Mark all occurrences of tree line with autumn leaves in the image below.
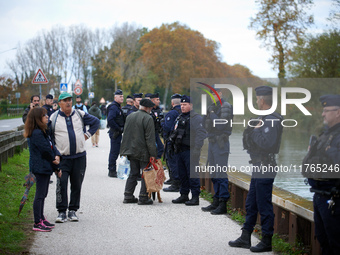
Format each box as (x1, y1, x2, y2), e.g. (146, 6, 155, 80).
(1, 0, 339, 106)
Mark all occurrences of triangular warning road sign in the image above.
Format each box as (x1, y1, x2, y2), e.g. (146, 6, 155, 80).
(32, 69, 49, 84)
(74, 79, 82, 88)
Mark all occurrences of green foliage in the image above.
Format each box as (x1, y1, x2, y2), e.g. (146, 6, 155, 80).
(0, 149, 34, 254)
(289, 30, 340, 78)
(250, 0, 314, 79)
(272, 234, 309, 255)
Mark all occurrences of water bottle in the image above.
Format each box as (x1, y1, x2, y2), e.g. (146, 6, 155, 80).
(118, 156, 130, 180)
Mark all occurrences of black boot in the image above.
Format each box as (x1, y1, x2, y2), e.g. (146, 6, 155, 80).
(108, 171, 117, 178)
(172, 195, 189, 204)
(210, 199, 227, 215)
(250, 234, 272, 252)
(185, 196, 199, 206)
(201, 197, 219, 212)
(228, 229, 251, 249)
(164, 178, 173, 185)
(163, 180, 180, 192)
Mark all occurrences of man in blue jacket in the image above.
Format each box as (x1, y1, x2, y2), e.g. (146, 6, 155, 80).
(163, 93, 182, 192)
(107, 89, 125, 178)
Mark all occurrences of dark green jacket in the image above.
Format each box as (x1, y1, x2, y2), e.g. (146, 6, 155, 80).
(89, 104, 102, 120)
(120, 110, 157, 162)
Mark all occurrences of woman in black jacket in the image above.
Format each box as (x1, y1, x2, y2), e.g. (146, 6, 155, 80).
(24, 107, 61, 232)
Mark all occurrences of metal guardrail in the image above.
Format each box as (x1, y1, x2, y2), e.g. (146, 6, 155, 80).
(201, 171, 321, 255)
(6, 107, 24, 117)
(0, 125, 27, 171)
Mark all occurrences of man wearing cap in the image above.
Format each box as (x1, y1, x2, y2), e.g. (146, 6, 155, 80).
(121, 95, 134, 118)
(162, 93, 182, 192)
(302, 95, 340, 254)
(150, 92, 165, 159)
(127, 93, 143, 115)
(42, 94, 55, 117)
(144, 93, 153, 100)
(229, 86, 283, 252)
(107, 89, 125, 178)
(49, 92, 99, 223)
(170, 95, 206, 206)
(72, 96, 88, 113)
(120, 99, 157, 205)
(201, 87, 233, 215)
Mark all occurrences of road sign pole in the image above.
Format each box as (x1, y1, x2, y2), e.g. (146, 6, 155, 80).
(39, 84, 42, 100)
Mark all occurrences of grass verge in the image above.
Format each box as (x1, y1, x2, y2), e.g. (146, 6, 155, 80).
(200, 189, 309, 255)
(0, 149, 35, 254)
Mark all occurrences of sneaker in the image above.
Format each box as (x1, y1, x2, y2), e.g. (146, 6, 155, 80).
(68, 210, 79, 221)
(33, 222, 52, 232)
(42, 219, 55, 228)
(55, 212, 67, 223)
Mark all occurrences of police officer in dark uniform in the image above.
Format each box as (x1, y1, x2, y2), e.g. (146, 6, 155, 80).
(163, 93, 182, 192)
(107, 89, 125, 178)
(302, 95, 340, 254)
(201, 87, 233, 215)
(121, 95, 134, 118)
(127, 93, 143, 115)
(150, 92, 164, 159)
(171, 95, 206, 206)
(144, 93, 153, 99)
(229, 86, 283, 252)
(42, 94, 55, 117)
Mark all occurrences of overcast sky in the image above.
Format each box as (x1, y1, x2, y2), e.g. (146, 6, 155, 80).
(0, 0, 333, 80)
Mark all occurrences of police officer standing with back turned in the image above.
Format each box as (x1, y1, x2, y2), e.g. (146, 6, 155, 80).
(201, 87, 233, 215)
(229, 86, 283, 252)
(302, 95, 340, 254)
(150, 92, 164, 159)
(171, 95, 206, 206)
(107, 89, 125, 178)
(163, 93, 182, 192)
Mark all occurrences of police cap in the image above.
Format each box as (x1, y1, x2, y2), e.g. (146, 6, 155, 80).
(171, 93, 182, 99)
(126, 95, 133, 99)
(181, 95, 191, 103)
(150, 92, 159, 99)
(255, 86, 273, 96)
(145, 93, 153, 98)
(46, 94, 53, 100)
(319, 95, 340, 107)
(140, 99, 155, 107)
(133, 93, 143, 99)
(114, 89, 123, 95)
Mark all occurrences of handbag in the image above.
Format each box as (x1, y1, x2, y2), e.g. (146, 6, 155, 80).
(142, 158, 166, 193)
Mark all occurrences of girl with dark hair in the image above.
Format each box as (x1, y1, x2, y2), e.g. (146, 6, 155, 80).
(24, 107, 62, 232)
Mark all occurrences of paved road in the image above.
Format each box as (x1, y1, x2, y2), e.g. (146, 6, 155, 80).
(30, 128, 273, 255)
(0, 118, 23, 132)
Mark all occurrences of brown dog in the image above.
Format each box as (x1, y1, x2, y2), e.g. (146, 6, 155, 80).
(148, 191, 163, 203)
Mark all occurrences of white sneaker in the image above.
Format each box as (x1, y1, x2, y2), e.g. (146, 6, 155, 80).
(55, 212, 67, 223)
(68, 210, 79, 221)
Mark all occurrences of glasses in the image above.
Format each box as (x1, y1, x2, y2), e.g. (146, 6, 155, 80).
(44, 114, 49, 117)
(322, 108, 340, 113)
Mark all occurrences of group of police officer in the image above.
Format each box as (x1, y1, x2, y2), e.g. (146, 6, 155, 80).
(106, 86, 340, 254)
